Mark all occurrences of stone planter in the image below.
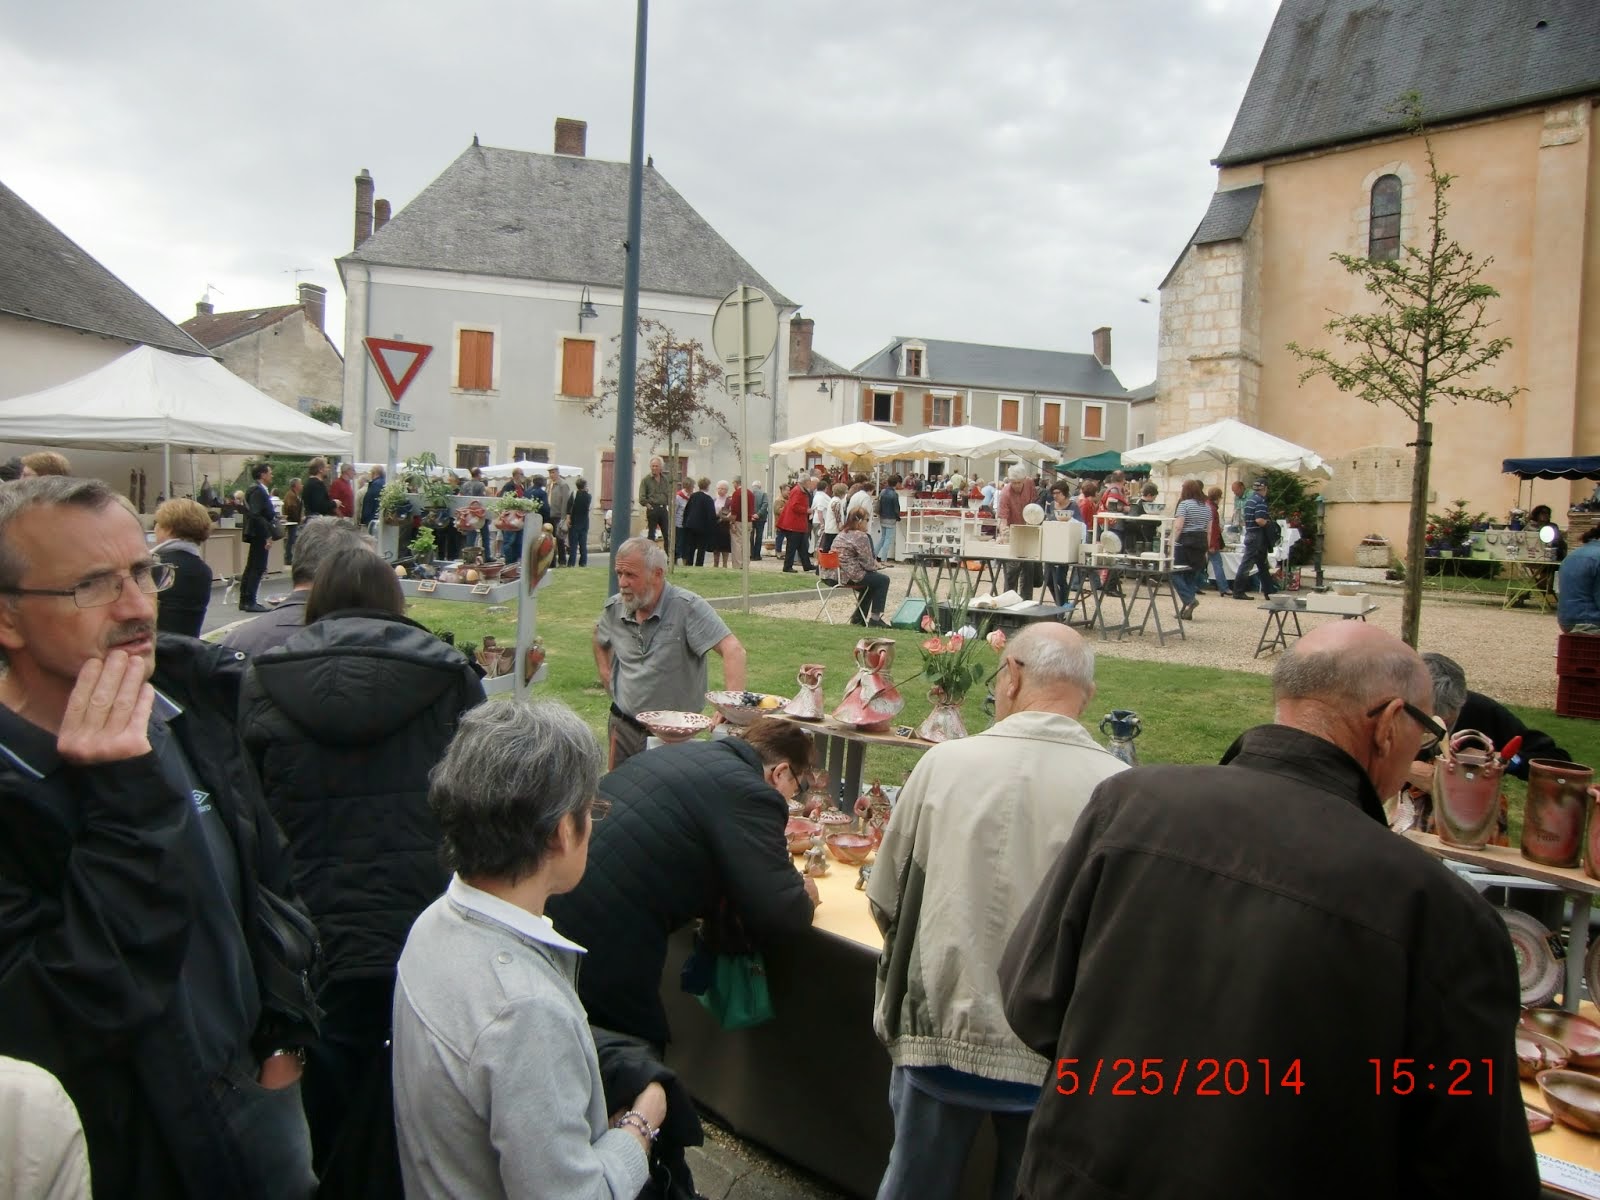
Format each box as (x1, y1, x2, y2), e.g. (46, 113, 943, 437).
(1354, 540, 1389, 569)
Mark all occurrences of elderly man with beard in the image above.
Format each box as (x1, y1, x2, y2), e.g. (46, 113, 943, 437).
(0, 476, 317, 1199)
(593, 537, 746, 769)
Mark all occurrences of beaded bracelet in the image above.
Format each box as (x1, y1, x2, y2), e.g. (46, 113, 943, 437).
(614, 1111, 659, 1142)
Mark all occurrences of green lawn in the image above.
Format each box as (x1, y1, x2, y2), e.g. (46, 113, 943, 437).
(409, 564, 1600, 835)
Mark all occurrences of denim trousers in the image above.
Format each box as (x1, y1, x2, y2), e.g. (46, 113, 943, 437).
(1207, 549, 1229, 593)
(876, 520, 898, 560)
(875, 1067, 1030, 1200)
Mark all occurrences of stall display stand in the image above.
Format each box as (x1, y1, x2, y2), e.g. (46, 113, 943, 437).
(397, 570, 547, 697)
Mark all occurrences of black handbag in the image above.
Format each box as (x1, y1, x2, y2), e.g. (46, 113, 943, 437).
(254, 883, 323, 1031)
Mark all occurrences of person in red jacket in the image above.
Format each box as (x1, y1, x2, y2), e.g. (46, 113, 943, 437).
(778, 477, 817, 574)
(328, 462, 357, 518)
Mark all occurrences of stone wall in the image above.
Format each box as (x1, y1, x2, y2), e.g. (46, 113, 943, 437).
(214, 310, 344, 414)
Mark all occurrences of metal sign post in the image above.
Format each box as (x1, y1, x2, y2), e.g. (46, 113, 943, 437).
(711, 285, 779, 613)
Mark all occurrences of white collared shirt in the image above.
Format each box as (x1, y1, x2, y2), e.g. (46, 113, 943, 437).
(445, 875, 587, 955)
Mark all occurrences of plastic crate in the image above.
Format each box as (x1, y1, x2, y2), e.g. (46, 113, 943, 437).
(1556, 674, 1600, 720)
(1558, 633, 1600, 678)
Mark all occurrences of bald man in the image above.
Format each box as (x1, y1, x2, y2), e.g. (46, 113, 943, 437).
(868, 625, 1126, 1198)
(999, 623, 1537, 1199)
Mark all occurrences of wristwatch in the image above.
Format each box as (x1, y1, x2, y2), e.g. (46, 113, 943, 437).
(265, 1047, 307, 1068)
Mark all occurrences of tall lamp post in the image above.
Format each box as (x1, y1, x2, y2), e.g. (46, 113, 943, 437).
(609, 0, 649, 595)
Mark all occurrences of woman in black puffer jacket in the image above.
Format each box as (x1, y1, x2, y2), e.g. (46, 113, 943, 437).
(239, 548, 484, 1173)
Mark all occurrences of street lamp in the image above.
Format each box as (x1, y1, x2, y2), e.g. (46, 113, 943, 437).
(577, 285, 598, 331)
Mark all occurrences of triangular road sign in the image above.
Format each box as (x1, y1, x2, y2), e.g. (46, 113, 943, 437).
(363, 337, 433, 403)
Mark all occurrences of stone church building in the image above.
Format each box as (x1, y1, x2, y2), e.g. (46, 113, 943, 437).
(1156, 0, 1600, 555)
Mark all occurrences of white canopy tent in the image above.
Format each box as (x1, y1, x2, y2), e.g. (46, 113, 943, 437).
(1132, 418, 1332, 484)
(0, 345, 352, 494)
(889, 424, 1059, 464)
(481, 460, 586, 479)
(769, 421, 912, 462)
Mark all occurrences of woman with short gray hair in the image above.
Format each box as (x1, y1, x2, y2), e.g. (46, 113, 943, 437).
(392, 701, 667, 1200)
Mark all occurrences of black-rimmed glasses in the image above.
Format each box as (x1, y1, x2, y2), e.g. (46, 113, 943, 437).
(0, 561, 175, 609)
(1366, 699, 1447, 753)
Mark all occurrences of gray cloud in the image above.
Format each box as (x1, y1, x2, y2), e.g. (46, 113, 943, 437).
(0, 0, 1281, 390)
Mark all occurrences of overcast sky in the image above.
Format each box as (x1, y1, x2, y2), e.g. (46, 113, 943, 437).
(0, 0, 1281, 391)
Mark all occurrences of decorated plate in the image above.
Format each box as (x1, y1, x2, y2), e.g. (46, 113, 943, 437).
(635, 710, 714, 740)
(1502, 909, 1563, 1008)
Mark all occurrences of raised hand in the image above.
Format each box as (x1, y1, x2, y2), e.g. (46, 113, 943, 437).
(57, 650, 155, 765)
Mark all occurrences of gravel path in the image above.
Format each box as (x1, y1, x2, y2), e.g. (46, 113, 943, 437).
(733, 559, 1562, 708)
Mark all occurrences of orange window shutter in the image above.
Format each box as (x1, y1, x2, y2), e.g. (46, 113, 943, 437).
(562, 339, 595, 396)
(1043, 407, 1060, 443)
(892, 391, 904, 424)
(923, 393, 934, 426)
(1086, 407, 1103, 439)
(861, 392, 872, 422)
(954, 396, 965, 426)
(460, 330, 493, 389)
(1001, 399, 1018, 432)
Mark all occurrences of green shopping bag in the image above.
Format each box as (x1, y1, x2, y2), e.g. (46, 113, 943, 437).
(695, 952, 775, 1030)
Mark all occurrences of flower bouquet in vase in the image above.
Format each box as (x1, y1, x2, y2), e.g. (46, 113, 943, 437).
(914, 611, 1005, 743)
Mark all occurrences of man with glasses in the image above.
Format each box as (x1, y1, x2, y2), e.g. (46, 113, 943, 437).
(0, 476, 318, 1198)
(867, 624, 1125, 1199)
(998, 622, 1535, 1199)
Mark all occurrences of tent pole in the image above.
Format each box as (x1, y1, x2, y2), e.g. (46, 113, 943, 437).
(163, 444, 171, 503)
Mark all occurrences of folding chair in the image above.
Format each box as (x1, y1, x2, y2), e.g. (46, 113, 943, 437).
(814, 551, 865, 624)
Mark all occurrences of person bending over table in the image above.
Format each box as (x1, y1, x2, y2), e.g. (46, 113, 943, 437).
(834, 508, 891, 627)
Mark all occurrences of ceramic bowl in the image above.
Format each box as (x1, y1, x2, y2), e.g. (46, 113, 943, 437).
(785, 818, 820, 856)
(826, 833, 875, 866)
(816, 808, 854, 835)
(479, 562, 504, 580)
(1538, 1070, 1600, 1134)
(1332, 581, 1362, 596)
(635, 710, 714, 742)
(1523, 1009, 1600, 1068)
(706, 690, 784, 726)
(1517, 1028, 1571, 1079)
(1527, 1105, 1554, 1134)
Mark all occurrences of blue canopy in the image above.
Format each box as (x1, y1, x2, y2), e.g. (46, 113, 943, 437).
(1502, 456, 1600, 481)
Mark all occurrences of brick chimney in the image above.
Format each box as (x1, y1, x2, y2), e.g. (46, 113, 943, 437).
(1092, 325, 1112, 367)
(373, 198, 391, 232)
(354, 169, 374, 249)
(789, 316, 814, 375)
(554, 118, 587, 157)
(298, 282, 327, 332)
(195, 297, 213, 317)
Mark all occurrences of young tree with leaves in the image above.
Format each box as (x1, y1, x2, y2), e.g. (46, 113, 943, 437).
(584, 318, 737, 531)
(1288, 94, 1522, 648)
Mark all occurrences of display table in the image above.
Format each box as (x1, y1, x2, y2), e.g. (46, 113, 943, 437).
(1077, 559, 1186, 646)
(767, 713, 935, 812)
(941, 600, 1072, 635)
(1254, 598, 1379, 657)
(658, 862, 1002, 1199)
(1505, 558, 1559, 613)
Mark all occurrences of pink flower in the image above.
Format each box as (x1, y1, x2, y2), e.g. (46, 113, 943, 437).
(987, 629, 1007, 651)
(921, 637, 945, 655)
(948, 635, 964, 652)
(920, 614, 936, 632)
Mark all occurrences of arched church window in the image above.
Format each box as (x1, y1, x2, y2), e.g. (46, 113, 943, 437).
(1369, 174, 1402, 261)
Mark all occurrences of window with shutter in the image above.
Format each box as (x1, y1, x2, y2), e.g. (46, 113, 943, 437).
(999, 398, 1020, 432)
(561, 338, 595, 397)
(459, 329, 494, 390)
(861, 393, 873, 422)
(1041, 402, 1062, 444)
(892, 391, 904, 424)
(923, 393, 935, 426)
(930, 396, 954, 427)
(871, 392, 894, 423)
(953, 396, 965, 426)
(1082, 403, 1106, 441)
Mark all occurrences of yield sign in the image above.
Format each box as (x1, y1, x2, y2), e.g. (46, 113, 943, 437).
(363, 337, 433, 404)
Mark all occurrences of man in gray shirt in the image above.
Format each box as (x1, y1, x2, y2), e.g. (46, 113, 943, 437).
(546, 467, 573, 568)
(593, 537, 746, 768)
(223, 518, 375, 656)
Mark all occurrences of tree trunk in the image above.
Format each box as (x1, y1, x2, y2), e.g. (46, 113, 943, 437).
(1401, 418, 1432, 648)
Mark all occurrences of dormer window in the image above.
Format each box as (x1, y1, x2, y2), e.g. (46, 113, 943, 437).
(900, 343, 926, 378)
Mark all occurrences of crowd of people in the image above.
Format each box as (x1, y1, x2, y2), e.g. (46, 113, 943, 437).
(0, 458, 1574, 1200)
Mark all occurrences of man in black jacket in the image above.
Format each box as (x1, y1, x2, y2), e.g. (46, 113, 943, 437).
(241, 461, 279, 613)
(547, 717, 819, 1050)
(0, 476, 317, 1200)
(998, 622, 1538, 1199)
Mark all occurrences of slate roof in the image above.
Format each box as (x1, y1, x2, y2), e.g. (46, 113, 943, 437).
(1127, 381, 1158, 403)
(852, 338, 1128, 399)
(792, 349, 855, 378)
(180, 303, 300, 350)
(1216, 0, 1600, 166)
(1158, 185, 1264, 289)
(340, 142, 791, 305)
(0, 180, 208, 356)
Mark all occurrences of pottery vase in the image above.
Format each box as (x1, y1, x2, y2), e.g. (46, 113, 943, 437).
(495, 510, 526, 532)
(853, 781, 894, 845)
(784, 663, 826, 720)
(1433, 730, 1505, 850)
(916, 695, 968, 743)
(832, 638, 904, 731)
(1524, 759, 1592, 869)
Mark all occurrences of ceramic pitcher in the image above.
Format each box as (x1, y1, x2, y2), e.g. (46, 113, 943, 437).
(785, 663, 826, 720)
(1524, 759, 1591, 869)
(832, 638, 904, 731)
(1433, 730, 1504, 850)
(1099, 709, 1143, 766)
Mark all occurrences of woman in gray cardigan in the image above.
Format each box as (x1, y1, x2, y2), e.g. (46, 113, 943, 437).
(391, 701, 667, 1200)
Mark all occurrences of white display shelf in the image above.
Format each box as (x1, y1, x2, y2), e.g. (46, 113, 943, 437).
(401, 559, 545, 697)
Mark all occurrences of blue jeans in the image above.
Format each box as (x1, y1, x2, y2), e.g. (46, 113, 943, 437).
(1172, 564, 1198, 606)
(876, 1067, 1030, 1200)
(1231, 537, 1276, 597)
(1207, 549, 1228, 593)
(500, 529, 522, 564)
(876, 520, 898, 560)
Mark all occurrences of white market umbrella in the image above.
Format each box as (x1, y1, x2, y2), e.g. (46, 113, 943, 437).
(769, 421, 912, 461)
(482, 460, 585, 479)
(0, 345, 352, 494)
(1133, 418, 1332, 483)
(890, 424, 1058, 462)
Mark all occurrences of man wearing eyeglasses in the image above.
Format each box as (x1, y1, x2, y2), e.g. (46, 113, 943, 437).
(0, 476, 317, 1199)
(998, 622, 1536, 1199)
(866, 624, 1125, 1199)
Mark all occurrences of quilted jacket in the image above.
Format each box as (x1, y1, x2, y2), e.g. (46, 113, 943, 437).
(240, 610, 484, 981)
(547, 737, 814, 1046)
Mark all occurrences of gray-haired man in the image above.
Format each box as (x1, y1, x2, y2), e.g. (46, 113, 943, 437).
(224, 518, 376, 655)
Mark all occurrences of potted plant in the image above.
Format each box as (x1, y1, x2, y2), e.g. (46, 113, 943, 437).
(913, 574, 1005, 743)
(493, 494, 541, 532)
(409, 526, 438, 564)
(379, 479, 412, 525)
